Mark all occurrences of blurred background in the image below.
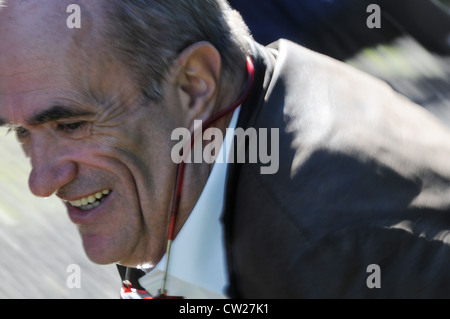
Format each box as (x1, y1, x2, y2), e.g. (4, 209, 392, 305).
(0, 0, 449, 298)
(229, 0, 450, 126)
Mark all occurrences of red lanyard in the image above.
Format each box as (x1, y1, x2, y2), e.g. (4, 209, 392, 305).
(158, 57, 255, 298)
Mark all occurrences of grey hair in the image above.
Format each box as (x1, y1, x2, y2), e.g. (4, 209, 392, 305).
(103, 0, 252, 102)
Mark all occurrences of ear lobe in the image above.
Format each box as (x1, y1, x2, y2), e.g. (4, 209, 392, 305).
(175, 42, 222, 118)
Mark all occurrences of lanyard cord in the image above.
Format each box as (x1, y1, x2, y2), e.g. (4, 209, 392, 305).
(159, 57, 255, 297)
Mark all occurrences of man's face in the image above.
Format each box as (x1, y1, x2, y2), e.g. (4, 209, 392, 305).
(0, 1, 182, 266)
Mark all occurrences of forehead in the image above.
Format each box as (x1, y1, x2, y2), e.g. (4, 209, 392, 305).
(0, 3, 70, 122)
(0, 1, 102, 74)
(0, 2, 67, 72)
(0, 1, 125, 124)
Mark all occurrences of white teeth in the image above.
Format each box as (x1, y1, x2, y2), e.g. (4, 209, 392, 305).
(71, 199, 82, 207)
(80, 201, 101, 211)
(87, 195, 96, 204)
(69, 189, 111, 209)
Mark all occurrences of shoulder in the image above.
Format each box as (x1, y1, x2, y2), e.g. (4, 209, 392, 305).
(224, 40, 450, 297)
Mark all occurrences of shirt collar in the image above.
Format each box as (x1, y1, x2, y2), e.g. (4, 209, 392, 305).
(138, 107, 241, 298)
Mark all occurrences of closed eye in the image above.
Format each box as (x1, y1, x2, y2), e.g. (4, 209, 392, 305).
(55, 121, 91, 140)
(56, 121, 87, 132)
(14, 126, 30, 140)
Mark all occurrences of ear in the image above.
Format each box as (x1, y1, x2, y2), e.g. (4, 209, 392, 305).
(174, 42, 221, 129)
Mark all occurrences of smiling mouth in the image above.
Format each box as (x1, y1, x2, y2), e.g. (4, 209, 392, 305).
(68, 189, 111, 211)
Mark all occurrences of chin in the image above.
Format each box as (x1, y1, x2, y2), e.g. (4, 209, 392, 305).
(81, 234, 125, 265)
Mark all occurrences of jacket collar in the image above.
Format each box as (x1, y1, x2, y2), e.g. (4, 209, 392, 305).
(221, 40, 278, 298)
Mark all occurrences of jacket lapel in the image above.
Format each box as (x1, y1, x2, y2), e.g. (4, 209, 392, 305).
(221, 40, 278, 298)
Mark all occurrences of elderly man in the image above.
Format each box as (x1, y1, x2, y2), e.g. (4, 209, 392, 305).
(1, 0, 450, 299)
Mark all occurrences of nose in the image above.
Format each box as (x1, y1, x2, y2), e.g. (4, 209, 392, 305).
(27, 137, 77, 198)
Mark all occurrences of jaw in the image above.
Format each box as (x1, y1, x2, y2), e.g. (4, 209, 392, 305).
(65, 188, 169, 267)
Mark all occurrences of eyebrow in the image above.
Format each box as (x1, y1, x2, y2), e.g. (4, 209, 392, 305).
(0, 105, 95, 130)
(27, 105, 95, 126)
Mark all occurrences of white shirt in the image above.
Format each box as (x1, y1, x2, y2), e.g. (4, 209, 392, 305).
(138, 107, 241, 299)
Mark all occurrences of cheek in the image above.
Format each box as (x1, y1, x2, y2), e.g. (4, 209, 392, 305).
(92, 125, 176, 229)
(89, 102, 181, 224)
(112, 141, 176, 217)
(106, 112, 178, 183)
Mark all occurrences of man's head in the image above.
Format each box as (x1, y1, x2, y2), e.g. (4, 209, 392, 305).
(104, 0, 251, 102)
(0, 0, 250, 267)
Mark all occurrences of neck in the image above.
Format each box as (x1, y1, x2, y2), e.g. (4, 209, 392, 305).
(212, 67, 247, 135)
(172, 58, 253, 236)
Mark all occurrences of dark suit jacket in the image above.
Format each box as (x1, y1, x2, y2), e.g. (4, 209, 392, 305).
(223, 39, 450, 298)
